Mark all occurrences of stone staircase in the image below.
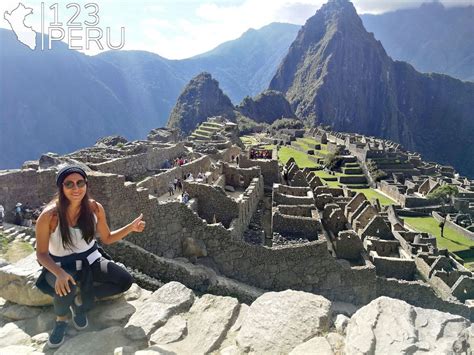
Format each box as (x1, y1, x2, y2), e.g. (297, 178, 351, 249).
(339, 161, 369, 188)
(190, 121, 225, 141)
(0, 223, 36, 247)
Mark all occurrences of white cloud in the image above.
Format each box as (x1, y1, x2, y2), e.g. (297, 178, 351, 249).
(2, 0, 472, 59)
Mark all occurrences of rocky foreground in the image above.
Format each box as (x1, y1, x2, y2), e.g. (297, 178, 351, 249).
(1, 254, 474, 354)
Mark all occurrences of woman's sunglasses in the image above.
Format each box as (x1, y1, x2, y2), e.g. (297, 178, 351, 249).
(63, 179, 87, 189)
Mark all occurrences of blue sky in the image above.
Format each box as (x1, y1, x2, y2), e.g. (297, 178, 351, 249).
(1, 0, 472, 59)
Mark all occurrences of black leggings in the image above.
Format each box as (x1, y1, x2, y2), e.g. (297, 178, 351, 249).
(45, 258, 133, 316)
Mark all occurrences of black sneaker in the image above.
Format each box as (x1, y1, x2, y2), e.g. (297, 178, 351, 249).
(70, 303, 88, 330)
(47, 320, 68, 348)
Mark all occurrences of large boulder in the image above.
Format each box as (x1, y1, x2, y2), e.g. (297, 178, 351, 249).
(124, 281, 195, 340)
(345, 296, 472, 354)
(0, 253, 52, 306)
(161, 294, 240, 354)
(236, 290, 332, 353)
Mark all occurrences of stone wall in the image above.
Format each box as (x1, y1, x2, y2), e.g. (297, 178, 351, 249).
(371, 255, 416, 280)
(137, 155, 214, 197)
(222, 163, 261, 188)
(339, 175, 367, 184)
(238, 154, 279, 186)
(220, 146, 242, 163)
(378, 180, 404, 204)
(106, 240, 263, 304)
(0, 169, 57, 215)
(275, 184, 310, 196)
(229, 176, 264, 240)
(183, 182, 239, 228)
(91, 142, 186, 180)
(182, 176, 264, 239)
(272, 209, 320, 240)
(376, 277, 472, 320)
(273, 184, 315, 206)
(273, 193, 314, 206)
(400, 195, 439, 209)
(277, 205, 313, 217)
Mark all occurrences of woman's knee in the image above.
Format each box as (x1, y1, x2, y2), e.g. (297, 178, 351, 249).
(119, 269, 133, 292)
(54, 283, 78, 300)
(53, 284, 77, 316)
(107, 261, 133, 292)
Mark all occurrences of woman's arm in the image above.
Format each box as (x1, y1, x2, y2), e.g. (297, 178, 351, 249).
(35, 208, 76, 296)
(94, 201, 145, 245)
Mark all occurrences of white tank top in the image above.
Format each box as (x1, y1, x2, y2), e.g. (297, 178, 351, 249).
(49, 214, 100, 263)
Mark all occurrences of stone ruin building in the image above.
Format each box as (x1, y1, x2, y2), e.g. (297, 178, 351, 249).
(2, 125, 474, 321)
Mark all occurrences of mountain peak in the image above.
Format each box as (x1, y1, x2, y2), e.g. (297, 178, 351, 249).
(166, 72, 235, 134)
(269, 0, 381, 109)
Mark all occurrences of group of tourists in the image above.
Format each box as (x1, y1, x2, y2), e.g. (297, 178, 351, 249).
(168, 177, 184, 196)
(249, 149, 272, 160)
(0, 202, 43, 227)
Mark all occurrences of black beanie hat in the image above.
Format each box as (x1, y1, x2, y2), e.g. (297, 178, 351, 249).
(56, 165, 88, 187)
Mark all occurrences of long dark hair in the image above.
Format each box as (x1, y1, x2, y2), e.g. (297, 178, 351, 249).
(54, 184, 95, 250)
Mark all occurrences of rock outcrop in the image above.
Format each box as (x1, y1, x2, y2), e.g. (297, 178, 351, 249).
(269, 0, 474, 177)
(167, 72, 236, 135)
(95, 136, 128, 147)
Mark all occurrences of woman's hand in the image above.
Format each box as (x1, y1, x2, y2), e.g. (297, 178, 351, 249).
(130, 213, 146, 233)
(55, 270, 76, 297)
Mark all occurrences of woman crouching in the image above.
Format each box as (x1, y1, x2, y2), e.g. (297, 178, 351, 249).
(35, 165, 145, 348)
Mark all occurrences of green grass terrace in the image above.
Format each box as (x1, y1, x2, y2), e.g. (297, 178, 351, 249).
(278, 146, 395, 205)
(403, 216, 474, 268)
(293, 137, 329, 157)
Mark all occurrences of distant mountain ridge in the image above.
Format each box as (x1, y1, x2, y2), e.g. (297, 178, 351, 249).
(0, 23, 299, 168)
(361, 2, 474, 82)
(269, 0, 474, 177)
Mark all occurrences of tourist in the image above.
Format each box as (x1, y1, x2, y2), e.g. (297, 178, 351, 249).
(173, 177, 178, 190)
(181, 191, 190, 204)
(34, 165, 145, 348)
(197, 172, 204, 180)
(168, 181, 175, 196)
(14, 202, 23, 225)
(188, 173, 194, 181)
(177, 178, 183, 192)
(23, 203, 33, 227)
(439, 220, 445, 238)
(0, 204, 4, 225)
(236, 155, 239, 165)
